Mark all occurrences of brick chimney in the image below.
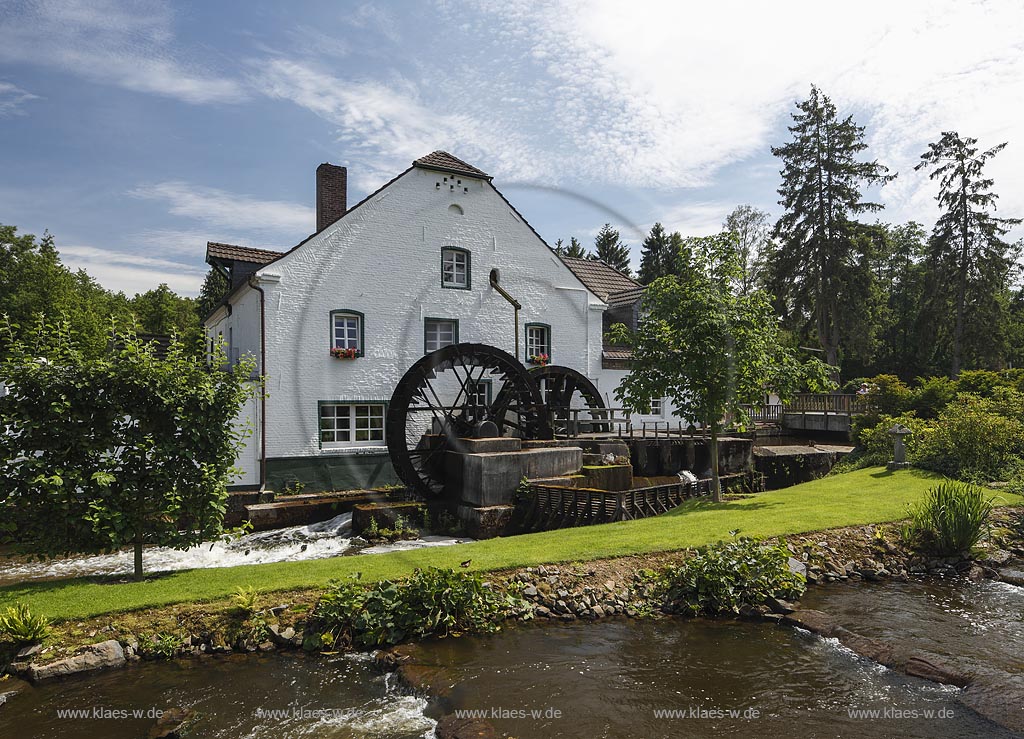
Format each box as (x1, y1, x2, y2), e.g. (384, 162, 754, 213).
(316, 162, 347, 231)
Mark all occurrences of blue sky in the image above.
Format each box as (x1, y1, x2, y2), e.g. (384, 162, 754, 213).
(2, 0, 1023, 296)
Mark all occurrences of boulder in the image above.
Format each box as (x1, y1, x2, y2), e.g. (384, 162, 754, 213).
(904, 654, 972, 687)
(782, 610, 841, 637)
(148, 707, 196, 739)
(27, 640, 125, 682)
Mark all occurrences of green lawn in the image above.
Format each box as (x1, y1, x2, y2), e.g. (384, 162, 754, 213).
(1, 467, 1018, 622)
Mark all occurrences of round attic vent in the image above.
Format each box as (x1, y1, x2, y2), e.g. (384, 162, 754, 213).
(448, 203, 464, 215)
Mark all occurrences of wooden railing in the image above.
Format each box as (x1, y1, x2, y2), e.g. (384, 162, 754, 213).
(786, 393, 868, 414)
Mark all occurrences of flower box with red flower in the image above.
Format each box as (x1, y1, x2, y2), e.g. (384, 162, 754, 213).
(330, 347, 361, 359)
(527, 353, 550, 366)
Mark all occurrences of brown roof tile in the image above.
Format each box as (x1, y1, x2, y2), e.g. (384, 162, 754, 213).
(206, 241, 284, 265)
(560, 257, 643, 302)
(607, 286, 645, 307)
(413, 151, 491, 180)
(602, 347, 634, 361)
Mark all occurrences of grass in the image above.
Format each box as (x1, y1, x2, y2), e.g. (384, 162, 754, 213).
(1, 467, 1019, 623)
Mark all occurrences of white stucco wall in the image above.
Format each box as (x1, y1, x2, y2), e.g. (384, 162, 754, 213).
(246, 166, 607, 461)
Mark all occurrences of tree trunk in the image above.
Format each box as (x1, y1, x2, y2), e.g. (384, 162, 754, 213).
(952, 184, 970, 378)
(710, 425, 722, 503)
(133, 538, 144, 581)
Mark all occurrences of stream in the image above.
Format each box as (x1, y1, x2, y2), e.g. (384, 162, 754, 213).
(1, 575, 1020, 737)
(0, 513, 470, 586)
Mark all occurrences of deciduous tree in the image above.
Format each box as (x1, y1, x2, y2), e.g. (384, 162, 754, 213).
(0, 318, 258, 579)
(610, 233, 833, 502)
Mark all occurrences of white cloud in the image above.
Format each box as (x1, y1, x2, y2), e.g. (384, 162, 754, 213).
(0, 81, 40, 117)
(251, 57, 547, 191)
(467, 0, 1024, 230)
(130, 181, 314, 236)
(661, 201, 736, 238)
(59, 244, 206, 296)
(0, 0, 246, 104)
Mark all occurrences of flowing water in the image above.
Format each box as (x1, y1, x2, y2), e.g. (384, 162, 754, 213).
(0, 514, 471, 586)
(0, 577, 1020, 738)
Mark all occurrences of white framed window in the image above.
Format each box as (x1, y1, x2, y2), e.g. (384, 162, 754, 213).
(331, 311, 363, 353)
(650, 397, 663, 416)
(320, 403, 385, 445)
(526, 323, 551, 361)
(424, 318, 458, 353)
(468, 379, 492, 408)
(441, 247, 470, 289)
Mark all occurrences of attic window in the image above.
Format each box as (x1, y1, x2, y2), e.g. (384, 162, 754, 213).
(441, 247, 470, 289)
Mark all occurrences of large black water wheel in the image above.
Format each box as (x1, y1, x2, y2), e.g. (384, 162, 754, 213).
(528, 364, 608, 436)
(386, 343, 552, 498)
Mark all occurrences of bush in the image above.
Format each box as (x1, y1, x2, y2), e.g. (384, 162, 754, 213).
(909, 376, 957, 419)
(859, 374, 914, 418)
(0, 602, 50, 644)
(915, 394, 1024, 481)
(658, 537, 806, 616)
(847, 412, 934, 469)
(902, 480, 996, 555)
(955, 370, 1006, 398)
(314, 568, 524, 648)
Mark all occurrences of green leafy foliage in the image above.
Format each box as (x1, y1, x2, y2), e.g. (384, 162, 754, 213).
(138, 632, 185, 660)
(915, 392, 1024, 481)
(657, 538, 806, 617)
(611, 231, 834, 500)
(313, 568, 523, 648)
(0, 602, 51, 644)
(0, 317, 259, 578)
(902, 481, 996, 555)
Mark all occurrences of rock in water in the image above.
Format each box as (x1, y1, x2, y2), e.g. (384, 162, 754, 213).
(27, 639, 126, 682)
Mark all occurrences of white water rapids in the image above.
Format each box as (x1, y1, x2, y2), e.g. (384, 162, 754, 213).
(0, 513, 472, 584)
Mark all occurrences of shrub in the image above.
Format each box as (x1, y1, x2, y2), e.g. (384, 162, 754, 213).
(658, 537, 806, 616)
(902, 480, 996, 555)
(314, 568, 523, 648)
(0, 602, 50, 644)
(955, 369, 1005, 398)
(915, 394, 1024, 481)
(847, 412, 933, 469)
(859, 374, 914, 418)
(909, 376, 957, 419)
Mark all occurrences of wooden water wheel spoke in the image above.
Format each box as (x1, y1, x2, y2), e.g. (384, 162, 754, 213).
(387, 343, 552, 498)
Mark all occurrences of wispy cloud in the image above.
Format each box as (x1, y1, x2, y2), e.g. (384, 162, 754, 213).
(0, 0, 246, 104)
(251, 57, 546, 191)
(130, 181, 314, 237)
(0, 81, 40, 117)
(465, 0, 1024, 227)
(59, 244, 206, 296)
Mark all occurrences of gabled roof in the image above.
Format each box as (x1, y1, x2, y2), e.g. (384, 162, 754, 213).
(607, 286, 645, 308)
(207, 241, 284, 265)
(560, 257, 643, 303)
(413, 150, 491, 180)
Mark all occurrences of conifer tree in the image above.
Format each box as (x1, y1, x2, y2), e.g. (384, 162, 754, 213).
(915, 132, 1022, 377)
(638, 223, 681, 283)
(771, 86, 895, 370)
(590, 223, 631, 274)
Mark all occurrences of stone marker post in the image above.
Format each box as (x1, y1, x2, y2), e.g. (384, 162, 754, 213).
(887, 423, 912, 471)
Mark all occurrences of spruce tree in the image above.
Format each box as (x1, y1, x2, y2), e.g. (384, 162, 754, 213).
(638, 223, 681, 283)
(915, 132, 1022, 377)
(771, 86, 895, 370)
(564, 236, 588, 259)
(590, 223, 631, 274)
